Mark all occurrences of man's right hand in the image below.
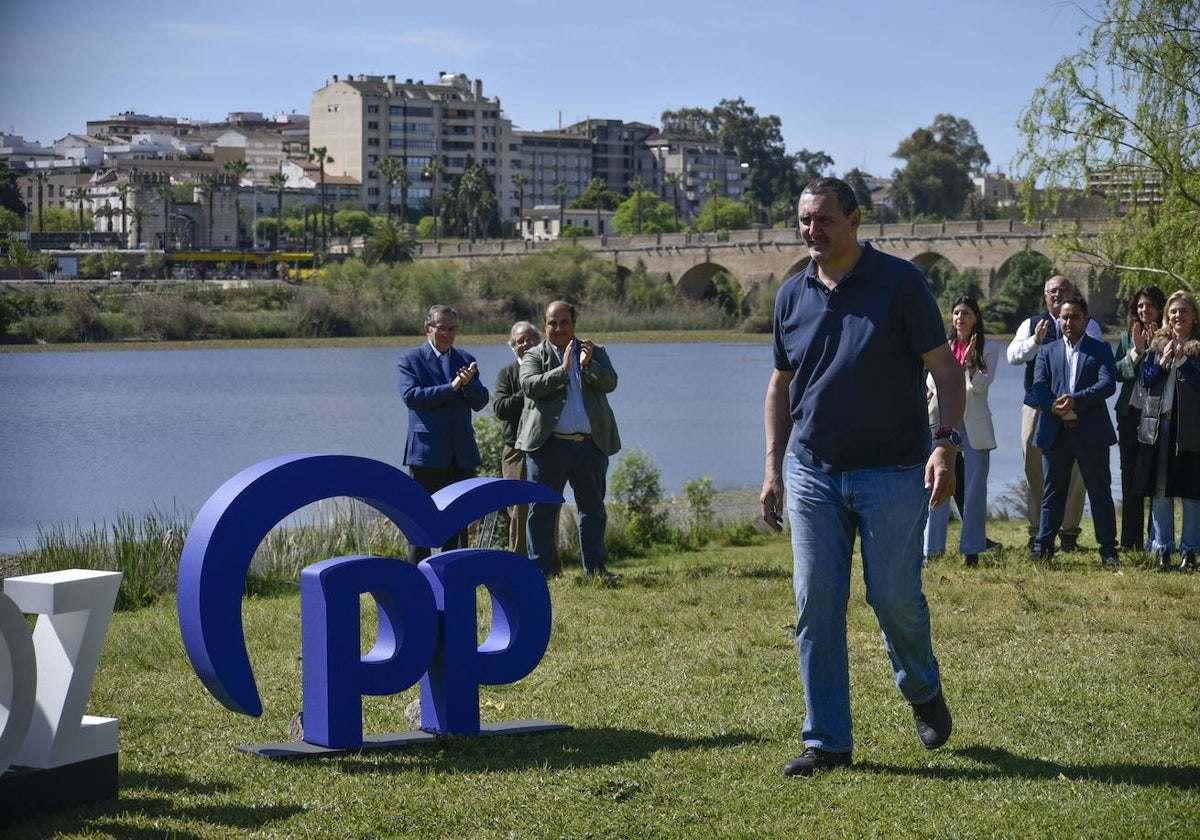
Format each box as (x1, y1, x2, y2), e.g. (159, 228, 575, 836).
(1034, 318, 1050, 345)
(760, 477, 785, 532)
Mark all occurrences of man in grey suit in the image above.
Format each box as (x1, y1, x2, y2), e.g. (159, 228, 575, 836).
(517, 300, 621, 580)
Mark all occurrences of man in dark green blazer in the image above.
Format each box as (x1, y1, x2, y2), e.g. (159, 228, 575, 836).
(517, 301, 621, 579)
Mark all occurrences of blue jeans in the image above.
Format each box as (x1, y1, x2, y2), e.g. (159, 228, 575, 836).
(924, 426, 991, 555)
(1149, 496, 1200, 553)
(784, 454, 942, 753)
(526, 436, 610, 576)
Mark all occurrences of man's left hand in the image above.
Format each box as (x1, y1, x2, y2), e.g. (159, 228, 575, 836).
(924, 442, 957, 509)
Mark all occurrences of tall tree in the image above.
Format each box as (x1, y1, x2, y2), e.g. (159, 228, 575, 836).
(155, 182, 174, 250)
(1016, 0, 1200, 293)
(33, 171, 50, 232)
(0, 160, 25, 217)
(267, 171, 288, 249)
(843, 169, 874, 211)
(891, 114, 989, 219)
(70, 187, 89, 233)
(116, 181, 133, 244)
(128, 205, 155, 249)
(663, 172, 683, 230)
(309, 147, 333, 251)
(223, 157, 250, 247)
(457, 164, 489, 243)
(374, 156, 404, 220)
(553, 182, 569, 236)
(706, 180, 721, 235)
(200, 173, 220, 247)
(423, 160, 443, 243)
(627, 176, 646, 235)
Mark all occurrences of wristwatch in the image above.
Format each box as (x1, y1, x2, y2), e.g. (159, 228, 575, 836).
(933, 426, 964, 452)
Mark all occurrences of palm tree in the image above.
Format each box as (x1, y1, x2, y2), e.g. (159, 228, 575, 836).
(267, 171, 288, 249)
(308, 147, 333, 251)
(155, 182, 174, 250)
(458, 165, 488, 243)
(128, 206, 155, 249)
(374, 156, 404, 220)
(116, 181, 133, 245)
(511, 173, 527, 239)
(664, 172, 683, 231)
(706, 180, 721, 235)
(588, 176, 605, 237)
(396, 169, 411, 226)
(94, 203, 117, 233)
(200, 173, 220, 247)
(364, 218, 416, 266)
(70, 187, 89, 234)
(33, 171, 50, 233)
(553, 182, 568, 237)
(223, 157, 251, 248)
(629, 175, 646, 235)
(422, 160, 443, 243)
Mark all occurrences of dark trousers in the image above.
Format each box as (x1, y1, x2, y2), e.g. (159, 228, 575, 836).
(408, 463, 476, 563)
(1036, 429, 1117, 553)
(1116, 408, 1151, 549)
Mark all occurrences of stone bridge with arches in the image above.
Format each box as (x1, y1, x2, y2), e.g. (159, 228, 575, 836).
(415, 217, 1119, 321)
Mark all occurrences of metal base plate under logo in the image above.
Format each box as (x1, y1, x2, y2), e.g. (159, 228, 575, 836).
(237, 719, 572, 759)
(0, 753, 119, 829)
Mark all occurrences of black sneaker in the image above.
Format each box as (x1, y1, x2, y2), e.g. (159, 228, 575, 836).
(1181, 551, 1197, 573)
(1155, 547, 1173, 573)
(912, 687, 953, 749)
(782, 746, 852, 777)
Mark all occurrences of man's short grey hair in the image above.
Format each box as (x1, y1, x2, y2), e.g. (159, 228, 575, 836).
(801, 177, 859, 217)
(424, 304, 458, 328)
(508, 320, 540, 347)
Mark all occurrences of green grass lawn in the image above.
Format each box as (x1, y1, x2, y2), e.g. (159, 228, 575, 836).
(11, 517, 1200, 838)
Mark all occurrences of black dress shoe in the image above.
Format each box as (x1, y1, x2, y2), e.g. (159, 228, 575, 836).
(1029, 547, 1054, 563)
(782, 746, 852, 777)
(984, 538, 1002, 552)
(1155, 547, 1173, 573)
(1060, 534, 1079, 552)
(1181, 551, 1197, 573)
(912, 687, 953, 749)
(1100, 549, 1121, 569)
(964, 554, 979, 567)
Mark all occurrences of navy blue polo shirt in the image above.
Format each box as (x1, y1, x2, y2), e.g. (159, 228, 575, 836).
(772, 242, 946, 473)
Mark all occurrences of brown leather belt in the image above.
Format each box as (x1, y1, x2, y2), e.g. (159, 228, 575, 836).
(552, 432, 591, 442)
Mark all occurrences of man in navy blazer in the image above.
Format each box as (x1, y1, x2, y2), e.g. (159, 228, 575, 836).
(398, 304, 489, 562)
(1031, 295, 1119, 567)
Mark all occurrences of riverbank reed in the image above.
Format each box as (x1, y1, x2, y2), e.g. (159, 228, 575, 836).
(8, 516, 1199, 838)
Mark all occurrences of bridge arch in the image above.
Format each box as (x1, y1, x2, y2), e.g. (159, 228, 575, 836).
(676, 261, 739, 300)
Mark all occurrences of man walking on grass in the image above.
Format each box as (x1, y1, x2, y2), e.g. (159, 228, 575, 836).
(761, 177, 963, 777)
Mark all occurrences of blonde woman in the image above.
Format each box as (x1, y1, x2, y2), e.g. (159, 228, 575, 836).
(1131, 290, 1200, 571)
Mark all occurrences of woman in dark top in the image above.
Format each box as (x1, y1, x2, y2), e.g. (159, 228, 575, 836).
(1113, 284, 1165, 551)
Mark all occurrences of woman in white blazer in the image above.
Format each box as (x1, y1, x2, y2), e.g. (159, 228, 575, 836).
(925, 296, 998, 566)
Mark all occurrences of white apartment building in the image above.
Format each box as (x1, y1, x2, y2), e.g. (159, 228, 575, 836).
(310, 72, 516, 227)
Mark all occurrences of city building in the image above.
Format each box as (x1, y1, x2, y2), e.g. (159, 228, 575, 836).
(513, 129, 593, 212)
(309, 72, 515, 226)
(560, 119, 657, 196)
(645, 132, 747, 223)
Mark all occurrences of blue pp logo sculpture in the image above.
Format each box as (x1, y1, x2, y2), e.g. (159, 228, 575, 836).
(176, 454, 563, 750)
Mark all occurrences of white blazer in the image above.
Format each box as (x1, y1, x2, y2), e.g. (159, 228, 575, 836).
(927, 340, 998, 451)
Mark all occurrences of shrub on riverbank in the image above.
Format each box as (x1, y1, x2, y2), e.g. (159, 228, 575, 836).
(1, 246, 779, 344)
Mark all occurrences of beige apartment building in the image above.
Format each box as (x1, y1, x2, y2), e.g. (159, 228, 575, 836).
(309, 72, 516, 227)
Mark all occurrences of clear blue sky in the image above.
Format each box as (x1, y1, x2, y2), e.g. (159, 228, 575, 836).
(3, 0, 1100, 181)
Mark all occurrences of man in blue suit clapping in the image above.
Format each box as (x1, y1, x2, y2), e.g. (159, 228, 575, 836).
(1031, 294, 1120, 568)
(398, 304, 490, 562)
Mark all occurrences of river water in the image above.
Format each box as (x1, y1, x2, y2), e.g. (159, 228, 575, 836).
(0, 340, 1119, 554)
